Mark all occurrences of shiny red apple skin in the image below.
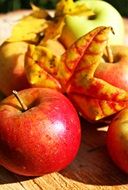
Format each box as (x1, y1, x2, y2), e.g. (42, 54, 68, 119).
(107, 108, 128, 173)
(95, 45, 128, 91)
(0, 88, 81, 176)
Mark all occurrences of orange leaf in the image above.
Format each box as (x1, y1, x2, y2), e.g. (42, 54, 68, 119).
(65, 26, 128, 121)
(57, 26, 111, 88)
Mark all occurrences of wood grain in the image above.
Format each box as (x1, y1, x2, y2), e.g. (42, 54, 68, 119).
(0, 15, 128, 190)
(0, 119, 128, 190)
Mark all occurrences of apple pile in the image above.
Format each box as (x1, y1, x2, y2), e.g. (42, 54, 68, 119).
(0, 0, 128, 175)
(25, 25, 128, 122)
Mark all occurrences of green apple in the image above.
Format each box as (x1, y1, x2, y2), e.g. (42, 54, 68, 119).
(60, 0, 125, 48)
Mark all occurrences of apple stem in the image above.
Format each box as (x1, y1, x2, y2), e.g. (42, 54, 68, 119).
(106, 44, 113, 63)
(12, 90, 28, 112)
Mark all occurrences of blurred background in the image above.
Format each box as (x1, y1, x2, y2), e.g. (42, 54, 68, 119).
(0, 0, 128, 17)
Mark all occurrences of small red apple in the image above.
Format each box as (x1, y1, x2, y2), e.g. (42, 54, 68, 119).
(95, 45, 128, 91)
(107, 108, 128, 173)
(0, 88, 81, 176)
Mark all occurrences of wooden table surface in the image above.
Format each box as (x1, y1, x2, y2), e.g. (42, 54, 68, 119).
(0, 15, 128, 190)
(0, 119, 128, 190)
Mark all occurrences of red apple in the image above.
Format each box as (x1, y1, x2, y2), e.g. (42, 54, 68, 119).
(107, 108, 128, 173)
(0, 42, 30, 96)
(0, 88, 81, 176)
(94, 45, 128, 91)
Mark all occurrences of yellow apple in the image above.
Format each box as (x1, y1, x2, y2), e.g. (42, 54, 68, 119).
(0, 42, 30, 96)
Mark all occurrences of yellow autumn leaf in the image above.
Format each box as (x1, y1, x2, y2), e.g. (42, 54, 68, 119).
(43, 0, 94, 41)
(55, 0, 94, 17)
(25, 44, 62, 91)
(30, 3, 52, 19)
(6, 6, 49, 43)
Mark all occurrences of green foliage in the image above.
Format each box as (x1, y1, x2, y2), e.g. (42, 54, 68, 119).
(0, 0, 58, 13)
(105, 0, 128, 17)
(0, 0, 127, 17)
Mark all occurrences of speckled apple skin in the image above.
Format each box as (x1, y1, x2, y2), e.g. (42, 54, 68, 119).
(0, 88, 81, 176)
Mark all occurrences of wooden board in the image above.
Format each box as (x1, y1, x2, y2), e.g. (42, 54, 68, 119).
(0, 119, 128, 190)
(0, 14, 128, 190)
